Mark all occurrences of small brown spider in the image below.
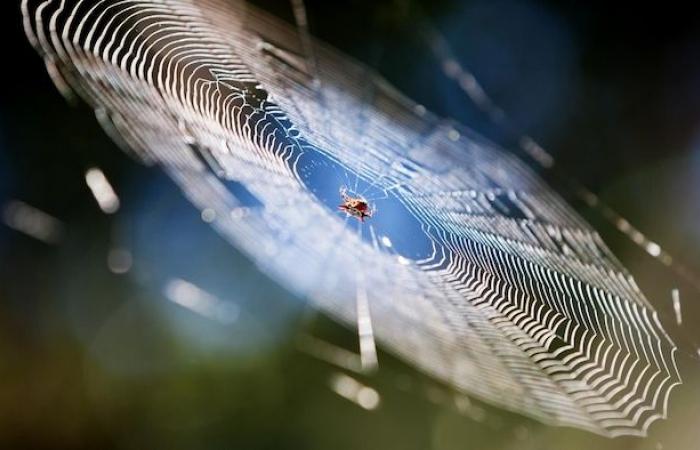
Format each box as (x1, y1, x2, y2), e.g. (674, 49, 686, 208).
(338, 186, 373, 222)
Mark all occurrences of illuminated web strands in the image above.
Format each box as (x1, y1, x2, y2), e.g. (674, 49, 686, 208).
(426, 28, 700, 294)
(23, 0, 680, 437)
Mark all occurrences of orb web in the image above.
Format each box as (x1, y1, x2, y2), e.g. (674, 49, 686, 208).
(22, 0, 681, 437)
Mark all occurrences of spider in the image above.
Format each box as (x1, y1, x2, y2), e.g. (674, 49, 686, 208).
(338, 186, 373, 222)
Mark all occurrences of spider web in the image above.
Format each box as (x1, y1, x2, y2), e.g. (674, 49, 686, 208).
(22, 0, 681, 437)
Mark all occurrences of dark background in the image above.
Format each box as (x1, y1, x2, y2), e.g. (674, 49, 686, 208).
(2, 1, 700, 449)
